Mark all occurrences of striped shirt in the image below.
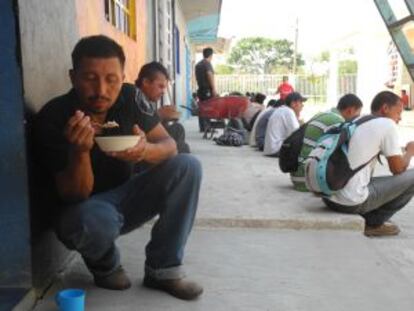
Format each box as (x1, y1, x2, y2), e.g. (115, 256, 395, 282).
(290, 108, 344, 191)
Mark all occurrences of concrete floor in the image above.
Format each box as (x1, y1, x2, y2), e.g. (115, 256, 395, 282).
(188, 118, 364, 231)
(31, 227, 414, 311)
(30, 115, 414, 311)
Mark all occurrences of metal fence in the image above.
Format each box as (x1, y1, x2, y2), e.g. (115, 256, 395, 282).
(215, 74, 357, 103)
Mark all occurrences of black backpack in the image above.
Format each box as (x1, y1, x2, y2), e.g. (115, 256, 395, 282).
(214, 126, 244, 147)
(278, 123, 307, 173)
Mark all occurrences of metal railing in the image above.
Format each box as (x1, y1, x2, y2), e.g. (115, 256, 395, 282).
(215, 74, 357, 103)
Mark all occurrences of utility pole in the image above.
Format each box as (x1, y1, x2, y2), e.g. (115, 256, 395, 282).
(293, 17, 298, 75)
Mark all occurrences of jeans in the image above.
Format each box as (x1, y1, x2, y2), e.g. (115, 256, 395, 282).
(197, 90, 212, 132)
(55, 154, 202, 279)
(323, 169, 414, 226)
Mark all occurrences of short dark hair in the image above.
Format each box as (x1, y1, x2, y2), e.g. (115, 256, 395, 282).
(371, 91, 401, 113)
(229, 91, 243, 96)
(203, 47, 213, 58)
(254, 93, 266, 104)
(268, 99, 284, 108)
(135, 61, 170, 88)
(337, 94, 363, 111)
(71, 35, 125, 70)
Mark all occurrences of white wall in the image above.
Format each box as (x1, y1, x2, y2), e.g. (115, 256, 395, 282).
(355, 30, 391, 112)
(18, 0, 80, 112)
(145, 0, 156, 62)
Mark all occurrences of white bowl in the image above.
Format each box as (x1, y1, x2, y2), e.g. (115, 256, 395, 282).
(95, 135, 141, 152)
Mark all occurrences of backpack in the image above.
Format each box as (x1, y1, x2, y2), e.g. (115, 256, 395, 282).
(278, 123, 307, 173)
(278, 113, 322, 173)
(214, 126, 244, 147)
(304, 115, 378, 197)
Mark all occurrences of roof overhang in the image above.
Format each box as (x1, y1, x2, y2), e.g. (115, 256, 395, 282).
(179, 0, 222, 44)
(194, 37, 232, 54)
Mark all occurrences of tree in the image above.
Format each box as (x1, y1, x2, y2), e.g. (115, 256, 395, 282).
(227, 37, 304, 74)
(338, 47, 357, 74)
(338, 60, 358, 74)
(215, 64, 235, 74)
(317, 51, 330, 62)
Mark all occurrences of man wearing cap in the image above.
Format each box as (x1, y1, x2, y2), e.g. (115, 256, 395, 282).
(263, 92, 306, 156)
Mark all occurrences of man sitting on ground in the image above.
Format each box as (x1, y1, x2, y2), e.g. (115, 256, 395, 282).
(33, 35, 203, 300)
(253, 99, 283, 150)
(136, 62, 190, 154)
(291, 94, 362, 191)
(264, 92, 306, 156)
(242, 92, 266, 131)
(323, 91, 414, 237)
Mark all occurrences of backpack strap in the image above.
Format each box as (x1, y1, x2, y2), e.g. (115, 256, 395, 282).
(345, 115, 380, 142)
(353, 114, 380, 126)
(348, 115, 382, 172)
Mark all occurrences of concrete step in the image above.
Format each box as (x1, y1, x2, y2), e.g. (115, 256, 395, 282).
(184, 117, 364, 232)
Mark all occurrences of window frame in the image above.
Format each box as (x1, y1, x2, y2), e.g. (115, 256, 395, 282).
(104, 0, 136, 40)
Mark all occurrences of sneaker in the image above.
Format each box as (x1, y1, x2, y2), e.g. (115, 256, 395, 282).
(94, 266, 131, 290)
(143, 275, 203, 300)
(364, 222, 401, 237)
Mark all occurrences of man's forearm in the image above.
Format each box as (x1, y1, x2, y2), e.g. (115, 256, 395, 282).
(402, 152, 413, 171)
(207, 72, 217, 95)
(56, 150, 94, 202)
(144, 137, 177, 164)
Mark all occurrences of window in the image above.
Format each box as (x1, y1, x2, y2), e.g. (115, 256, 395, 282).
(104, 0, 136, 39)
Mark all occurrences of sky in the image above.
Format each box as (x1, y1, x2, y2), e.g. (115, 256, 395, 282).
(217, 0, 389, 58)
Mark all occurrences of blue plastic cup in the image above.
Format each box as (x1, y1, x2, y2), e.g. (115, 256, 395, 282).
(55, 289, 85, 311)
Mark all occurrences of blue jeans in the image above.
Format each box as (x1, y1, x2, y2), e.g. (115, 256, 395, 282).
(324, 169, 414, 226)
(55, 154, 202, 279)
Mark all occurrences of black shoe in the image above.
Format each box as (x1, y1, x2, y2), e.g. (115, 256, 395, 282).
(143, 275, 203, 300)
(94, 266, 131, 290)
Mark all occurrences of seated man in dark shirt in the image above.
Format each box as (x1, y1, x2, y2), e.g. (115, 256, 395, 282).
(33, 35, 203, 300)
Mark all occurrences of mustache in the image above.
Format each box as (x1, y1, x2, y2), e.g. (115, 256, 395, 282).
(88, 95, 111, 102)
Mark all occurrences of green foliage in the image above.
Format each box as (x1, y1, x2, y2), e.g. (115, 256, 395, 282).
(215, 64, 235, 74)
(318, 51, 330, 62)
(227, 37, 304, 74)
(338, 60, 358, 74)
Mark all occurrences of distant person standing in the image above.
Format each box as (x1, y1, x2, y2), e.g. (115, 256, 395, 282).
(401, 89, 410, 110)
(276, 75, 294, 100)
(195, 47, 217, 131)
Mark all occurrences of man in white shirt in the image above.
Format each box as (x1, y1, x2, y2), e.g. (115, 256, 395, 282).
(250, 99, 283, 148)
(263, 92, 306, 156)
(323, 91, 414, 237)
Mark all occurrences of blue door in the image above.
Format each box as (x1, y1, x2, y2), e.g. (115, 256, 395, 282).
(0, 1, 32, 310)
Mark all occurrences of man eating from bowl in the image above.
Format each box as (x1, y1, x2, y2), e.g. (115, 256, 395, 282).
(33, 35, 203, 300)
